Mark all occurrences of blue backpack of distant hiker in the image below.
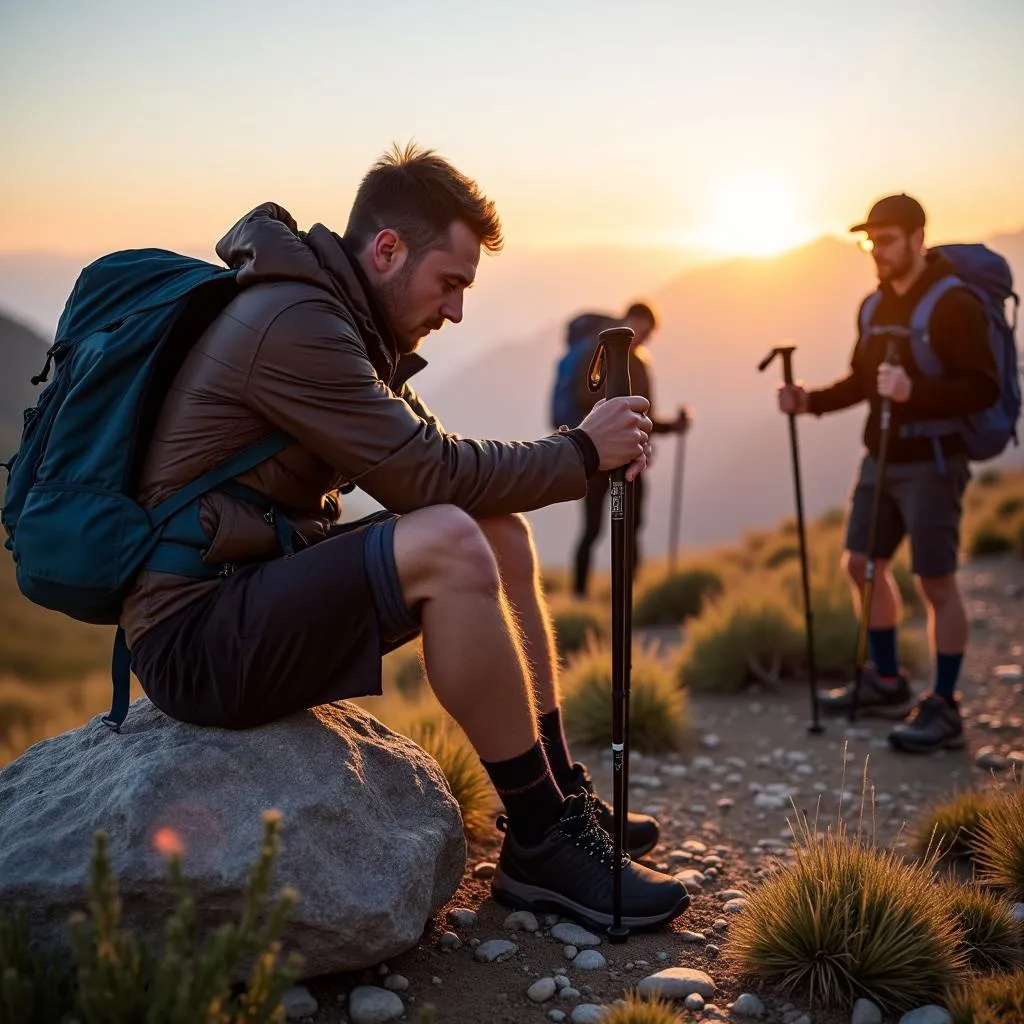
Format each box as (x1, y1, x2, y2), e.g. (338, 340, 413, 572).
(550, 312, 619, 429)
(857, 242, 1022, 464)
(0, 248, 295, 730)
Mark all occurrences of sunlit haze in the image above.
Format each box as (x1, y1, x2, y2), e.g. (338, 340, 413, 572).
(2, 0, 1022, 260)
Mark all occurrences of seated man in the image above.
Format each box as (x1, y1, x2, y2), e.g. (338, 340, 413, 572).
(124, 143, 690, 931)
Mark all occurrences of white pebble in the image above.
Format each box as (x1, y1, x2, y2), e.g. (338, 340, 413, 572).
(852, 997, 883, 1024)
(504, 910, 539, 932)
(383, 975, 408, 992)
(733, 992, 766, 1017)
(528, 977, 558, 1003)
(474, 939, 518, 963)
(898, 1008, 953, 1024)
(684, 993, 705, 1012)
(551, 922, 602, 946)
(446, 907, 477, 928)
(572, 949, 608, 970)
(282, 986, 319, 1020)
(348, 986, 404, 1024)
(571, 1005, 608, 1023)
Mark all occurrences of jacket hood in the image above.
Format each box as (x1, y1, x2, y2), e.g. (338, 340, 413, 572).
(215, 203, 426, 385)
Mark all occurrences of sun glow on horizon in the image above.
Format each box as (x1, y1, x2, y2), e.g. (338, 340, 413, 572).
(695, 173, 816, 258)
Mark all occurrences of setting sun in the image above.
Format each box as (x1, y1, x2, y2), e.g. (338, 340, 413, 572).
(700, 174, 815, 258)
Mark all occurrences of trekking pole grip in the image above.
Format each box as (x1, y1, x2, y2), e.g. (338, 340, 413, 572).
(599, 327, 635, 400)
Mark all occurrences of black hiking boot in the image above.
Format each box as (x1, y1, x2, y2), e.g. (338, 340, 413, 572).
(817, 665, 915, 719)
(888, 694, 965, 753)
(565, 762, 660, 859)
(491, 792, 690, 932)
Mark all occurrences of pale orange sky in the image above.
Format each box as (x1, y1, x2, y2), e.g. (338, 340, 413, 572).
(3, 1, 1022, 259)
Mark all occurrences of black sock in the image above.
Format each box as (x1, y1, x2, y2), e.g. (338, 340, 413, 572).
(481, 740, 565, 846)
(539, 708, 576, 791)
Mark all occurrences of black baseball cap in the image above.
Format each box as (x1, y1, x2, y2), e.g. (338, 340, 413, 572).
(849, 193, 926, 234)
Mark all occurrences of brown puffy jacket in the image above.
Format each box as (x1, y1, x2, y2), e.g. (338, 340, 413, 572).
(121, 204, 589, 647)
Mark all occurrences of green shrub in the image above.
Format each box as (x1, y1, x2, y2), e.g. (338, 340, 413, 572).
(601, 992, 684, 1022)
(970, 522, 1014, 558)
(976, 784, 1024, 902)
(404, 716, 497, 841)
(390, 644, 426, 699)
(0, 813, 302, 1023)
(976, 469, 1003, 488)
(948, 968, 1024, 1024)
(915, 790, 994, 861)
(727, 816, 966, 1013)
(941, 881, 1023, 973)
(562, 642, 691, 753)
(549, 599, 607, 659)
(996, 495, 1024, 521)
(818, 507, 847, 530)
(632, 568, 723, 627)
(676, 588, 804, 692)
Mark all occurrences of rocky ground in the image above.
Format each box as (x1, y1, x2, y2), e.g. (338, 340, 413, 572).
(288, 557, 1023, 1024)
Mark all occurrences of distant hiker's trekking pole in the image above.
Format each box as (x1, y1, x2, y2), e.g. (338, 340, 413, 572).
(758, 345, 823, 736)
(849, 338, 900, 723)
(590, 325, 636, 943)
(667, 415, 687, 572)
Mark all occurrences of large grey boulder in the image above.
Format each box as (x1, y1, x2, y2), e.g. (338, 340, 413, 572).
(0, 698, 467, 978)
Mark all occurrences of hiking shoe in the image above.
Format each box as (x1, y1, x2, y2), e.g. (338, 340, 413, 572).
(817, 665, 914, 719)
(566, 762, 660, 859)
(491, 792, 690, 932)
(888, 694, 965, 753)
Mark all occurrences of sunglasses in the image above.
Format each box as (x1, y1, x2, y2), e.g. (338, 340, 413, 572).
(857, 232, 905, 253)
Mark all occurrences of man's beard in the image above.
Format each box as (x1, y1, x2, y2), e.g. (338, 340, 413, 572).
(876, 245, 914, 283)
(376, 265, 419, 354)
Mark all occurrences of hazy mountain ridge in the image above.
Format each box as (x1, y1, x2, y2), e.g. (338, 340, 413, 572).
(3, 229, 1022, 568)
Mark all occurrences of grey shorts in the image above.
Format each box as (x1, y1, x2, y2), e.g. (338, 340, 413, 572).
(844, 453, 971, 578)
(130, 511, 421, 729)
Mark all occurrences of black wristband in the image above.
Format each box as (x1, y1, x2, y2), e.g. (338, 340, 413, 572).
(564, 427, 600, 477)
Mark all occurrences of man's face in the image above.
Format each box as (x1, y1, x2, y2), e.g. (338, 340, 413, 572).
(625, 314, 655, 346)
(375, 220, 480, 355)
(863, 226, 917, 284)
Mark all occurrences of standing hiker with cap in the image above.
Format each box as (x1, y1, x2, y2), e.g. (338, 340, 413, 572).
(550, 301, 691, 599)
(776, 193, 1002, 753)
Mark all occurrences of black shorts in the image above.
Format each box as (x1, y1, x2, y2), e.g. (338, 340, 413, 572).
(129, 511, 421, 729)
(844, 453, 971, 578)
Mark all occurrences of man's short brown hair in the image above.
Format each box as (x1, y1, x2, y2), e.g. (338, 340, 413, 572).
(625, 301, 657, 328)
(345, 142, 503, 261)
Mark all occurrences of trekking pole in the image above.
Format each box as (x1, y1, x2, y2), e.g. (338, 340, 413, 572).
(849, 338, 900, 723)
(758, 345, 823, 735)
(593, 325, 636, 943)
(667, 416, 687, 572)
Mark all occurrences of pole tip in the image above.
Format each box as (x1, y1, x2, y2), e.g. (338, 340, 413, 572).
(607, 925, 630, 943)
(807, 723, 826, 735)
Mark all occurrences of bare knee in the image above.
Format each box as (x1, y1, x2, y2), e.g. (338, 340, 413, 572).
(393, 505, 500, 606)
(477, 513, 537, 581)
(843, 551, 868, 586)
(919, 573, 957, 607)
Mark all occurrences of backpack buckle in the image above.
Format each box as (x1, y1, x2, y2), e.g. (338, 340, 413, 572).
(219, 562, 237, 577)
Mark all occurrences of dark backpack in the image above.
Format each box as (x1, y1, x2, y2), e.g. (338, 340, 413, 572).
(1, 248, 295, 730)
(858, 243, 1021, 465)
(549, 312, 619, 429)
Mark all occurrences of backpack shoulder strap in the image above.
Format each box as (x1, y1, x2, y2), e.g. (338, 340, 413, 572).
(908, 275, 964, 377)
(148, 430, 293, 526)
(858, 291, 883, 345)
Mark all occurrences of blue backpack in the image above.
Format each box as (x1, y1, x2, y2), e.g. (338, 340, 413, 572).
(1, 248, 294, 730)
(550, 312, 619, 429)
(858, 243, 1021, 465)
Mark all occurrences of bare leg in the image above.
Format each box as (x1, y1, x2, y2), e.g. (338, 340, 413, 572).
(844, 551, 901, 628)
(477, 514, 560, 714)
(392, 506, 538, 762)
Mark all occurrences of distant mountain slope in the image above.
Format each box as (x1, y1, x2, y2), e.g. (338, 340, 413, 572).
(0, 312, 48, 462)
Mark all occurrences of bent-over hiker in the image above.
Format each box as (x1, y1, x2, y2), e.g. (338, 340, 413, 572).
(551, 303, 690, 598)
(123, 144, 690, 931)
(777, 193, 1003, 754)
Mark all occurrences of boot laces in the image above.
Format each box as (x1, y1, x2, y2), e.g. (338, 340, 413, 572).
(557, 792, 629, 870)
